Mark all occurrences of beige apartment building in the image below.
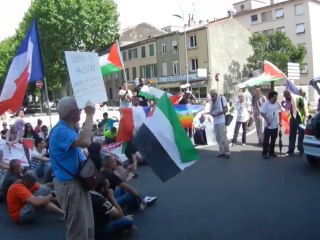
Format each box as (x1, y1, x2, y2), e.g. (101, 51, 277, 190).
(157, 24, 210, 98)
(104, 38, 158, 103)
(173, 18, 253, 96)
(233, 0, 320, 101)
(105, 18, 253, 103)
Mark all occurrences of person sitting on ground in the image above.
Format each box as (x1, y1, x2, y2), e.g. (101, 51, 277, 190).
(0, 160, 23, 202)
(38, 125, 49, 144)
(100, 112, 118, 132)
(88, 142, 136, 181)
(91, 177, 135, 239)
(6, 172, 64, 224)
(30, 137, 50, 178)
(34, 119, 42, 134)
(93, 123, 105, 137)
(6, 125, 20, 150)
(101, 155, 157, 210)
(1, 122, 9, 139)
(22, 123, 39, 140)
(88, 142, 104, 170)
(104, 127, 117, 144)
(124, 140, 141, 171)
(193, 113, 209, 145)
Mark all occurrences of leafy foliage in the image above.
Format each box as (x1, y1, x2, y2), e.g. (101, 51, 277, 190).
(247, 31, 306, 74)
(0, 36, 19, 87)
(0, 0, 119, 92)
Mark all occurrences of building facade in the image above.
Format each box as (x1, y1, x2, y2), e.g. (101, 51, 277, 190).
(233, 0, 320, 101)
(157, 18, 253, 97)
(105, 18, 253, 103)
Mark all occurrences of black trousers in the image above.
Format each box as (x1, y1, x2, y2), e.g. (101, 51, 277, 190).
(262, 127, 278, 156)
(194, 129, 207, 145)
(232, 121, 247, 144)
(288, 116, 304, 153)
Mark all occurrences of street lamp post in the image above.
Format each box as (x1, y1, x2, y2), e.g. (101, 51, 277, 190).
(173, 14, 189, 86)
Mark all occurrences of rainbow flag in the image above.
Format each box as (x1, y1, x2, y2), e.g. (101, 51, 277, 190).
(174, 104, 203, 128)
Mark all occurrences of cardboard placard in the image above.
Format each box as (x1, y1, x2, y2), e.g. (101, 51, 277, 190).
(65, 51, 108, 108)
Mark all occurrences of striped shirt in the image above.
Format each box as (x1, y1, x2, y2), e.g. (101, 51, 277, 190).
(30, 148, 47, 169)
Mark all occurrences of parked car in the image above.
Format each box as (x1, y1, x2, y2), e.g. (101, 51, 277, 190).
(303, 77, 320, 165)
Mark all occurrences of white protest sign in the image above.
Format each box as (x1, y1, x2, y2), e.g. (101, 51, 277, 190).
(65, 51, 108, 108)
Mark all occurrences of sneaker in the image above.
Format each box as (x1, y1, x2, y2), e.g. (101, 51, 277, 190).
(225, 154, 230, 159)
(217, 154, 226, 158)
(262, 155, 269, 159)
(285, 151, 294, 156)
(144, 196, 157, 206)
(123, 225, 138, 235)
(241, 143, 246, 146)
(125, 215, 134, 221)
(269, 154, 277, 158)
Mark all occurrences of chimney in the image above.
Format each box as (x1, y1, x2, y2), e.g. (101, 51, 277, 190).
(270, 0, 275, 4)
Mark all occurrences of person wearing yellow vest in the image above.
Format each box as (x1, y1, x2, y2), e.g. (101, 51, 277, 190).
(104, 127, 117, 144)
(283, 90, 308, 156)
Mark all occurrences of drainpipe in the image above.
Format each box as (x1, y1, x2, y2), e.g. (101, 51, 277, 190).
(205, 25, 212, 94)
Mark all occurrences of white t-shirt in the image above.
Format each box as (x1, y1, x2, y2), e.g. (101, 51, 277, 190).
(210, 96, 227, 125)
(30, 148, 47, 169)
(244, 90, 252, 107)
(235, 101, 250, 123)
(119, 89, 132, 108)
(260, 101, 281, 129)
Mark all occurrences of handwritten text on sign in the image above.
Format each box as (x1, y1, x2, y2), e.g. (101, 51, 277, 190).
(65, 51, 108, 108)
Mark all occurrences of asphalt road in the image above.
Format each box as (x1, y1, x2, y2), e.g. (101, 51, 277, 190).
(1, 134, 320, 240)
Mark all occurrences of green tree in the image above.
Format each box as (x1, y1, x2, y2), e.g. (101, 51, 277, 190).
(1, 0, 119, 92)
(247, 31, 306, 75)
(0, 36, 19, 86)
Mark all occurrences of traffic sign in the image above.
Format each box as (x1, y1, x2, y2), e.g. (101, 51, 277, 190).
(36, 80, 43, 89)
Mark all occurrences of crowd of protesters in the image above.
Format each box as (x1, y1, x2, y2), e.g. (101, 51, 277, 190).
(0, 76, 315, 239)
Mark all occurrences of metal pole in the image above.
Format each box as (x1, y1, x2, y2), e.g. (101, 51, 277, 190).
(39, 88, 43, 114)
(116, 40, 128, 85)
(184, 24, 189, 85)
(43, 77, 53, 129)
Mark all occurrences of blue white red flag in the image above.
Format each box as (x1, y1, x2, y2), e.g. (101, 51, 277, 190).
(0, 19, 44, 115)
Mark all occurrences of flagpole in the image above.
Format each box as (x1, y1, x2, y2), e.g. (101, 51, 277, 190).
(43, 77, 53, 129)
(116, 40, 127, 85)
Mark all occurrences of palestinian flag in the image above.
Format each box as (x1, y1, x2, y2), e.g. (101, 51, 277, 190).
(139, 86, 172, 100)
(139, 85, 184, 104)
(237, 60, 286, 88)
(99, 41, 124, 76)
(133, 93, 200, 182)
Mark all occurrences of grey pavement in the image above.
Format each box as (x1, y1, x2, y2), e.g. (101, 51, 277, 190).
(1, 134, 320, 240)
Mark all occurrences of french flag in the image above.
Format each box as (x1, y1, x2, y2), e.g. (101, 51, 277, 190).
(0, 19, 44, 115)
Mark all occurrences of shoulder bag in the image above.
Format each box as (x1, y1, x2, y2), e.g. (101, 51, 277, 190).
(49, 127, 101, 191)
